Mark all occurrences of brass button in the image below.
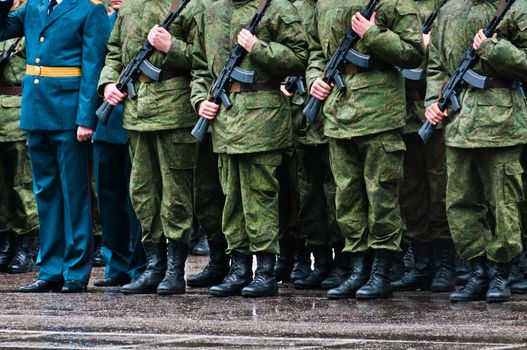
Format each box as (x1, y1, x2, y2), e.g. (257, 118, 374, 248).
(34, 78, 39, 84)
(40, 37, 45, 42)
(35, 58, 40, 64)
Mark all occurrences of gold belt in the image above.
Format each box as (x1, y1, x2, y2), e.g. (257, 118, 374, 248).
(26, 65, 82, 77)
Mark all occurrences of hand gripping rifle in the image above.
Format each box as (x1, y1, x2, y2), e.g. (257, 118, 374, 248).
(284, 76, 306, 96)
(96, 0, 192, 124)
(302, 0, 379, 123)
(0, 37, 21, 74)
(190, 0, 272, 142)
(418, 0, 516, 143)
(401, 0, 449, 81)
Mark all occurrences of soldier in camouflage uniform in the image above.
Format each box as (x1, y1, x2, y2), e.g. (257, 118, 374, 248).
(307, 0, 424, 300)
(98, 0, 207, 295)
(425, 0, 527, 303)
(191, 0, 308, 297)
(0, 1, 39, 273)
(392, 0, 457, 293)
(281, 0, 346, 291)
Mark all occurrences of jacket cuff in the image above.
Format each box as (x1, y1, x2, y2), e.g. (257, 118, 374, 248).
(361, 24, 381, 48)
(476, 38, 498, 61)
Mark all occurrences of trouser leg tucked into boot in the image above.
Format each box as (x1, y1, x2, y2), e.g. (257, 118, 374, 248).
(7, 231, 36, 273)
(242, 252, 278, 297)
(289, 238, 311, 282)
(391, 240, 433, 291)
(486, 261, 512, 303)
(327, 253, 369, 299)
(449, 256, 488, 302)
(356, 249, 394, 300)
(0, 231, 15, 271)
(121, 241, 167, 294)
(293, 245, 331, 290)
(321, 243, 351, 290)
(187, 240, 229, 288)
(430, 239, 456, 292)
(210, 252, 252, 297)
(157, 239, 188, 295)
(274, 236, 294, 283)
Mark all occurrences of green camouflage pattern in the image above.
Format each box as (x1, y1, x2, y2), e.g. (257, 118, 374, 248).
(190, 0, 309, 154)
(425, 0, 527, 148)
(446, 146, 523, 263)
(400, 132, 449, 242)
(0, 141, 38, 235)
(277, 149, 303, 240)
(329, 130, 406, 254)
(307, 0, 424, 139)
(128, 129, 197, 244)
(219, 151, 283, 255)
(98, 0, 211, 132)
(0, 38, 25, 142)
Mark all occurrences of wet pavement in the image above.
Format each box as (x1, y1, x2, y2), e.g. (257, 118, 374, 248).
(1, 256, 527, 349)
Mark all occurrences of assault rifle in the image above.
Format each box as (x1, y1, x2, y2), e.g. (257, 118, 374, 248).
(302, 0, 379, 123)
(401, 0, 449, 81)
(96, 0, 192, 124)
(191, 0, 272, 142)
(284, 76, 306, 96)
(0, 37, 21, 74)
(418, 0, 516, 143)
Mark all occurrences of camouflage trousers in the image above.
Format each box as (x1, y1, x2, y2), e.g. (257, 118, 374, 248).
(0, 141, 38, 235)
(329, 130, 405, 254)
(521, 146, 527, 237)
(194, 133, 226, 244)
(400, 131, 450, 242)
(446, 146, 523, 263)
(218, 151, 282, 255)
(296, 143, 341, 247)
(277, 148, 302, 240)
(129, 129, 196, 244)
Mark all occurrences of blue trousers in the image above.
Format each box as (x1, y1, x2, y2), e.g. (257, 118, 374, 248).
(93, 141, 145, 280)
(28, 131, 93, 283)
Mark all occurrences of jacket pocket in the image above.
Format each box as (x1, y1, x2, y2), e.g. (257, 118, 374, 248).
(379, 139, 406, 182)
(502, 162, 524, 204)
(1, 96, 21, 108)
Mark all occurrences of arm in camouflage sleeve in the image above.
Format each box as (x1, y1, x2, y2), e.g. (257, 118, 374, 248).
(163, 10, 198, 71)
(190, 11, 212, 112)
(361, 0, 425, 69)
(424, 28, 446, 108)
(476, 9, 527, 82)
(305, 13, 325, 92)
(97, 13, 124, 96)
(248, 11, 309, 77)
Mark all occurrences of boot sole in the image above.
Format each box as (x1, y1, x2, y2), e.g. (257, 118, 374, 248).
(449, 296, 486, 302)
(327, 293, 355, 300)
(157, 289, 185, 296)
(209, 290, 242, 297)
(7, 267, 34, 274)
(356, 293, 392, 300)
(241, 290, 278, 298)
(121, 288, 158, 295)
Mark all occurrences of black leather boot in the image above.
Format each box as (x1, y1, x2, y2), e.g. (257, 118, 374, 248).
(486, 261, 512, 303)
(242, 252, 278, 297)
(192, 228, 210, 256)
(274, 236, 294, 283)
(121, 241, 167, 294)
(187, 240, 229, 288)
(0, 231, 16, 271)
(391, 241, 434, 291)
(356, 249, 394, 300)
(93, 235, 105, 267)
(327, 253, 369, 299)
(456, 258, 472, 285)
(508, 254, 523, 286)
(157, 240, 188, 295)
(7, 231, 36, 273)
(293, 245, 332, 290)
(389, 243, 412, 282)
(431, 239, 456, 292)
(289, 239, 311, 282)
(449, 256, 488, 302)
(210, 252, 252, 297)
(321, 248, 351, 290)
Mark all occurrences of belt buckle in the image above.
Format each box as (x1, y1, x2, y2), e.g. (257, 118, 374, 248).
(35, 66, 41, 76)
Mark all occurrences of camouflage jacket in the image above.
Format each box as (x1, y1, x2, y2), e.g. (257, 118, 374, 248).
(98, 0, 210, 133)
(403, 0, 441, 134)
(0, 37, 25, 143)
(425, 0, 527, 148)
(307, 0, 424, 139)
(190, 0, 309, 154)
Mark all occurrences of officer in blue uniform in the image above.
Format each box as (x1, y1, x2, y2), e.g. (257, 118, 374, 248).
(0, 0, 109, 292)
(92, 0, 146, 287)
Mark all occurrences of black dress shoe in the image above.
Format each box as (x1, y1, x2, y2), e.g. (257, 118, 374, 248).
(19, 280, 63, 293)
(94, 277, 130, 287)
(61, 280, 87, 293)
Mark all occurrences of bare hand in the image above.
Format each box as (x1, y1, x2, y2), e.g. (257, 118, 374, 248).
(148, 25, 172, 54)
(351, 11, 376, 38)
(423, 33, 430, 49)
(310, 78, 332, 101)
(473, 29, 497, 50)
(280, 85, 293, 97)
(238, 29, 258, 53)
(77, 126, 94, 142)
(104, 83, 127, 106)
(425, 102, 448, 125)
(199, 100, 220, 120)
